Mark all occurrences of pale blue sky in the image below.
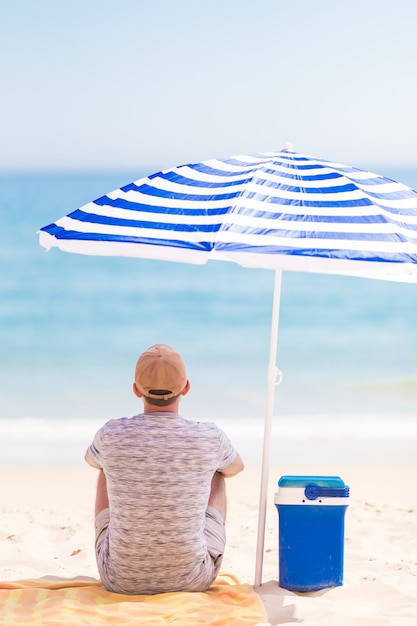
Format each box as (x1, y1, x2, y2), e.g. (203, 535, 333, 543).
(1, 0, 417, 172)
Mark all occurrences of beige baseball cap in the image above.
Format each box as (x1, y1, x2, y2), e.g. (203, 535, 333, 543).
(134, 344, 187, 400)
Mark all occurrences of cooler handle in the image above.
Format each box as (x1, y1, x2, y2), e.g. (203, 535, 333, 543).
(304, 484, 350, 500)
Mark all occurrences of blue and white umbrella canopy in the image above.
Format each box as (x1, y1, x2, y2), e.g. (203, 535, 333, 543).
(39, 149, 417, 282)
(38, 149, 417, 586)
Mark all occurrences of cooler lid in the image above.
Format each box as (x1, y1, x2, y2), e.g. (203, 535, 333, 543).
(278, 475, 346, 488)
(276, 475, 350, 503)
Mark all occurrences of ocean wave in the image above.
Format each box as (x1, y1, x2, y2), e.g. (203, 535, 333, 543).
(1, 413, 416, 443)
(1, 414, 415, 467)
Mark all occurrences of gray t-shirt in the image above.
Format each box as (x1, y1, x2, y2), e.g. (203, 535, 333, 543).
(87, 411, 237, 594)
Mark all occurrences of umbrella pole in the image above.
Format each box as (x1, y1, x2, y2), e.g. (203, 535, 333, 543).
(254, 268, 283, 587)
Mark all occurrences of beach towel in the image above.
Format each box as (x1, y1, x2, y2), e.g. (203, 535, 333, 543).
(0, 572, 269, 626)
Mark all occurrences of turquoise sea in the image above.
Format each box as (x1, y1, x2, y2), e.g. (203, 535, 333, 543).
(1, 170, 417, 465)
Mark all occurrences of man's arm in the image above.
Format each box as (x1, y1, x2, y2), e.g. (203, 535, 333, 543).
(219, 452, 244, 478)
(85, 449, 101, 469)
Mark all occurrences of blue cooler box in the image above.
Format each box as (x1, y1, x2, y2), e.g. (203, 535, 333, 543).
(275, 475, 350, 592)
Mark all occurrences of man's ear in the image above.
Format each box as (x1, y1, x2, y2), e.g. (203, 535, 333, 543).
(133, 382, 142, 398)
(181, 379, 191, 396)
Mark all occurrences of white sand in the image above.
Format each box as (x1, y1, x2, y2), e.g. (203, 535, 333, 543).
(1, 462, 416, 625)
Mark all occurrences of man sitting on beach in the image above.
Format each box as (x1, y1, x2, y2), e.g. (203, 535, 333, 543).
(85, 343, 244, 595)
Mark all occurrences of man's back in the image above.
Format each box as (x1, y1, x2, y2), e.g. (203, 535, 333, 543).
(87, 411, 236, 594)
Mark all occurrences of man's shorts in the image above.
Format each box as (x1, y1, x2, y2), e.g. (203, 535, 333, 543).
(204, 505, 226, 576)
(95, 505, 226, 590)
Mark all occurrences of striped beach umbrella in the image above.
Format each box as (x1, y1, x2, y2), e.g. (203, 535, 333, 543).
(39, 147, 417, 586)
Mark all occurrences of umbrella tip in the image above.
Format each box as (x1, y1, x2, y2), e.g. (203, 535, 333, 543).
(282, 142, 293, 152)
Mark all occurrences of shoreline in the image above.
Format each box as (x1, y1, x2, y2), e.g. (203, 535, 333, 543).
(1, 411, 417, 467)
